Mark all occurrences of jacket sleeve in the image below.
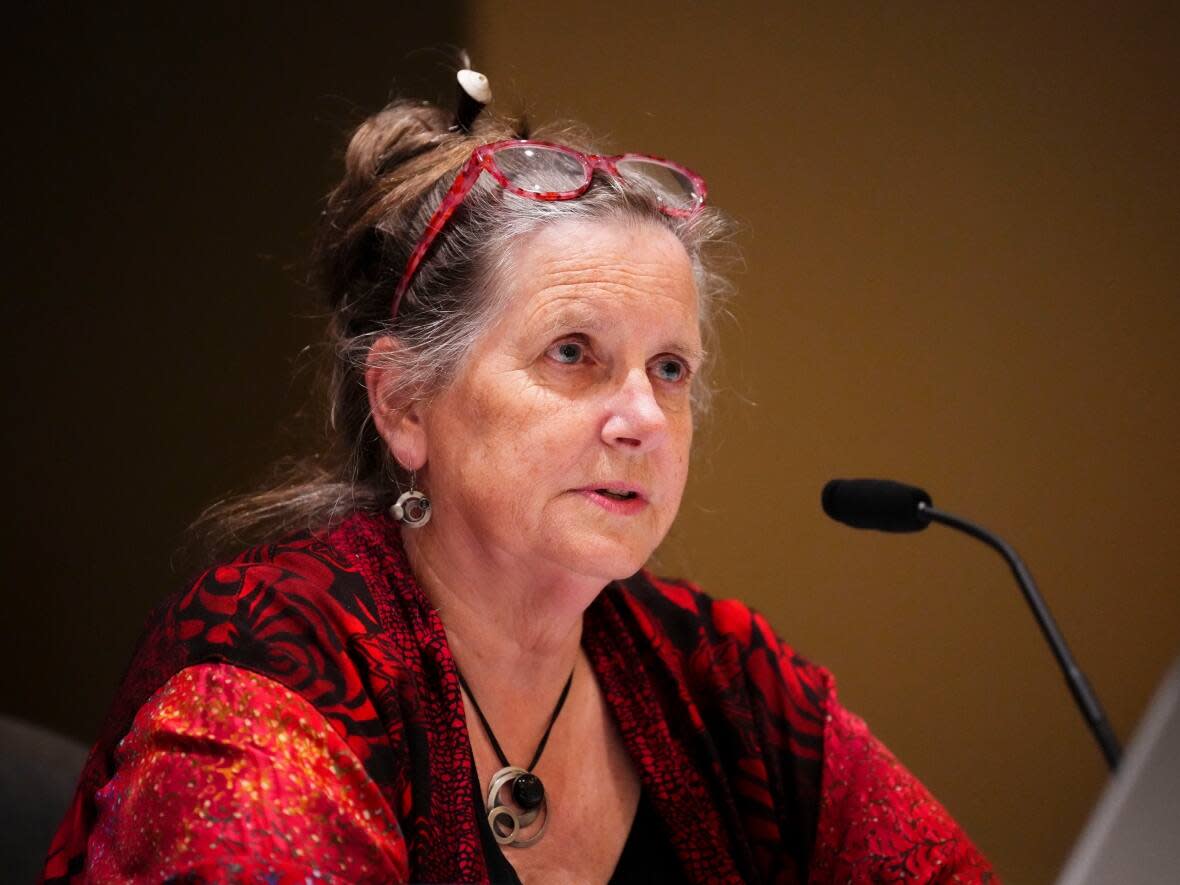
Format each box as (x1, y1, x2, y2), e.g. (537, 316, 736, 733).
(85, 662, 409, 884)
(807, 691, 998, 883)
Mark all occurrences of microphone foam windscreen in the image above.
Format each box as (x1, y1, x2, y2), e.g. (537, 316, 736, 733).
(821, 479, 933, 532)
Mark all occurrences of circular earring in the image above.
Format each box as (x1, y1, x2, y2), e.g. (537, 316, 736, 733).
(390, 473, 431, 528)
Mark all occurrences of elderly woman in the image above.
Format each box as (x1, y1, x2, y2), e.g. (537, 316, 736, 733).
(44, 68, 995, 884)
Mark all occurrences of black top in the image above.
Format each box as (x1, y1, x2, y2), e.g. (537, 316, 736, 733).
(473, 774, 683, 883)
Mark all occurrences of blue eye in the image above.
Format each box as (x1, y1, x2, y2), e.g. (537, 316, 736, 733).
(653, 358, 689, 383)
(548, 340, 585, 364)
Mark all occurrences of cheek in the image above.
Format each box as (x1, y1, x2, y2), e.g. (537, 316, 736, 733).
(512, 393, 600, 488)
(434, 377, 587, 500)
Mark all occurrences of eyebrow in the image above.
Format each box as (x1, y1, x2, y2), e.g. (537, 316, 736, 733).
(535, 305, 606, 337)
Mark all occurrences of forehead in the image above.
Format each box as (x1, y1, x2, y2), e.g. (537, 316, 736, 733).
(497, 217, 700, 337)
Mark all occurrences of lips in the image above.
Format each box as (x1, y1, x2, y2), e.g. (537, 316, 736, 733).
(578, 481, 648, 500)
(596, 488, 638, 501)
(576, 483, 649, 515)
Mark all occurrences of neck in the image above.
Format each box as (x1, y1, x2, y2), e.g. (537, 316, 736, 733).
(400, 520, 602, 707)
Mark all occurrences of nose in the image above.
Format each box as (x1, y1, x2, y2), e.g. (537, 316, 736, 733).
(601, 367, 668, 452)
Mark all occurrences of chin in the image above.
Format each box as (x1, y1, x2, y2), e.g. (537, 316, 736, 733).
(552, 532, 657, 584)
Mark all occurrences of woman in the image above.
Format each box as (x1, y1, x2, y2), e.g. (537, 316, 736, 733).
(44, 67, 995, 883)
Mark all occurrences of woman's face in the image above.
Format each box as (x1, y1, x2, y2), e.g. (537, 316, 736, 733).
(418, 217, 702, 584)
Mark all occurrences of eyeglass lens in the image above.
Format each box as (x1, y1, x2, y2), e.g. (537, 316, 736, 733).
(493, 145, 588, 194)
(614, 159, 700, 211)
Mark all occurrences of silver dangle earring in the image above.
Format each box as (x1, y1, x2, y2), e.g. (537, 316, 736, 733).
(390, 471, 432, 528)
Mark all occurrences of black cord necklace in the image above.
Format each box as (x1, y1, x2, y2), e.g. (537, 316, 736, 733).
(457, 666, 574, 847)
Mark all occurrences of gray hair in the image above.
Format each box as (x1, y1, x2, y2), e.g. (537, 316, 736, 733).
(193, 100, 733, 557)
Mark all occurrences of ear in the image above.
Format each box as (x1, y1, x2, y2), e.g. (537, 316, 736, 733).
(365, 336, 428, 472)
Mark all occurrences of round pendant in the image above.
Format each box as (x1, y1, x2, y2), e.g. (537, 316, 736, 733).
(485, 765, 548, 847)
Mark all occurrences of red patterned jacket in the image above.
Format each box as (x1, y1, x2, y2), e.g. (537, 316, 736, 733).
(43, 510, 995, 883)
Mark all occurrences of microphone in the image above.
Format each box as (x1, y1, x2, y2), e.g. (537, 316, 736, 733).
(821, 477, 1123, 771)
(821, 478, 933, 532)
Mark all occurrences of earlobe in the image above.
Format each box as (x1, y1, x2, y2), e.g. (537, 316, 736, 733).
(365, 337, 429, 472)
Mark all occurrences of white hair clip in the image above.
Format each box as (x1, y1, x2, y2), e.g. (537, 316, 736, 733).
(452, 61, 492, 133)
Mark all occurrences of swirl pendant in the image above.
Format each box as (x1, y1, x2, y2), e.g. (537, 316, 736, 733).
(485, 765, 548, 846)
(456, 667, 575, 848)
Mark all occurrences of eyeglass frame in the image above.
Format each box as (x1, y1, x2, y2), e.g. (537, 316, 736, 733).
(390, 138, 708, 319)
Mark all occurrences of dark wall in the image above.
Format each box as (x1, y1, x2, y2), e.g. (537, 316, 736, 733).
(2, 6, 466, 740)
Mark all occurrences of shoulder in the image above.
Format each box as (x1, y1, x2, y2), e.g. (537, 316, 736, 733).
(114, 524, 393, 721)
(186, 529, 372, 610)
(144, 520, 409, 779)
(168, 526, 383, 645)
(614, 568, 824, 668)
(611, 569, 834, 713)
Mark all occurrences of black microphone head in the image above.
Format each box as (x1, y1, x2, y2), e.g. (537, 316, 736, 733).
(822, 479, 933, 532)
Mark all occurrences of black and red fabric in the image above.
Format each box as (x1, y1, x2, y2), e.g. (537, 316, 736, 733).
(42, 510, 994, 883)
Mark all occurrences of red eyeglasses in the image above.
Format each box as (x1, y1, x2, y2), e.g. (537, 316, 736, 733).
(391, 139, 708, 318)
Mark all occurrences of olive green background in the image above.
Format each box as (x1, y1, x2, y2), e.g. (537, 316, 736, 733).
(5, 4, 1178, 882)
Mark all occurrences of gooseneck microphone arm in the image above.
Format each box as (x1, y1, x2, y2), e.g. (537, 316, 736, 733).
(917, 501, 1123, 771)
(821, 478, 1122, 771)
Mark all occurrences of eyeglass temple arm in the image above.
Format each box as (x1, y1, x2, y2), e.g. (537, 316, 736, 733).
(391, 154, 491, 317)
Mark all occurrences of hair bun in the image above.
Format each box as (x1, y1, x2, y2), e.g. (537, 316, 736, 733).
(344, 101, 451, 182)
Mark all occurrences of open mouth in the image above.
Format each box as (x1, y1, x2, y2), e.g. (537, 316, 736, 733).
(596, 488, 639, 500)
